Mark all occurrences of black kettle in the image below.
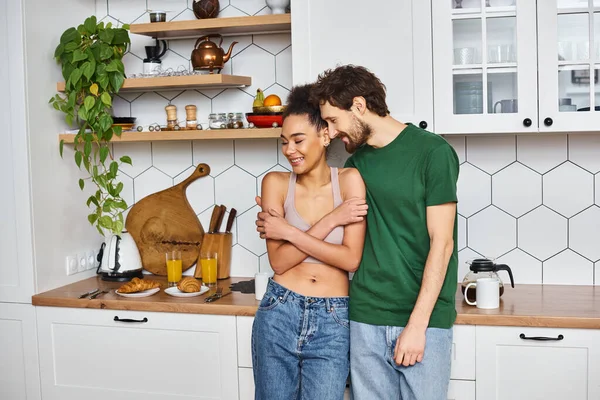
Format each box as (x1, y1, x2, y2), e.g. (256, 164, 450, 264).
(461, 258, 515, 303)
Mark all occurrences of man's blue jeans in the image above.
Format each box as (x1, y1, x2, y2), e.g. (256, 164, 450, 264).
(251, 279, 350, 400)
(350, 320, 453, 400)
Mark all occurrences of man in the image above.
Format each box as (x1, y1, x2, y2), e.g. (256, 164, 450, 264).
(258, 64, 459, 399)
(308, 65, 459, 400)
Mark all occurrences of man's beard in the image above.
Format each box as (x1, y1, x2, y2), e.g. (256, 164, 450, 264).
(342, 118, 371, 154)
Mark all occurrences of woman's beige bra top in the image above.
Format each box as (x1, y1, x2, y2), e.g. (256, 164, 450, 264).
(283, 167, 344, 264)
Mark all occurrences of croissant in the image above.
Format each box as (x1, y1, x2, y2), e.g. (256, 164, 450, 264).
(118, 277, 160, 293)
(177, 277, 201, 293)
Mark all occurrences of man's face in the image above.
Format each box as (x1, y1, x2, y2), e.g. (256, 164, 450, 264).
(319, 101, 371, 153)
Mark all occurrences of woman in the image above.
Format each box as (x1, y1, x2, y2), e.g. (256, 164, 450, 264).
(251, 84, 367, 400)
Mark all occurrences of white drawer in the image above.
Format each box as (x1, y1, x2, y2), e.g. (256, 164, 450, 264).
(447, 379, 475, 400)
(237, 316, 254, 368)
(451, 325, 476, 380)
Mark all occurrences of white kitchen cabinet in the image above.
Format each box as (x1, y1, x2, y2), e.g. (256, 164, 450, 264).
(0, 303, 41, 400)
(237, 316, 253, 368)
(36, 307, 239, 400)
(448, 380, 476, 400)
(476, 325, 600, 400)
(238, 367, 254, 400)
(0, 0, 35, 303)
(432, 0, 539, 134)
(291, 0, 434, 130)
(451, 325, 476, 380)
(537, 0, 600, 132)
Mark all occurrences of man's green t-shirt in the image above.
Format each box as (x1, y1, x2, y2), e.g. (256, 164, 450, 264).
(345, 124, 460, 329)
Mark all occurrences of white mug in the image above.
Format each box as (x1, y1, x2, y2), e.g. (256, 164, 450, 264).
(254, 272, 270, 301)
(464, 278, 500, 309)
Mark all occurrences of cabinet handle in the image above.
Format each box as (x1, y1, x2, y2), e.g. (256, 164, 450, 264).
(419, 120, 428, 129)
(519, 333, 564, 341)
(544, 117, 553, 126)
(114, 316, 148, 323)
(522, 118, 532, 127)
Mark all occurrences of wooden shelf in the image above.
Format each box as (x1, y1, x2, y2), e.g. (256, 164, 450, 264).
(129, 14, 291, 39)
(58, 128, 282, 143)
(56, 74, 251, 92)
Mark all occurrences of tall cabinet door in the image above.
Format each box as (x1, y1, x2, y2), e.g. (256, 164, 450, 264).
(476, 326, 600, 399)
(538, 0, 600, 132)
(0, 0, 35, 303)
(291, 0, 434, 129)
(0, 303, 41, 400)
(433, 0, 538, 134)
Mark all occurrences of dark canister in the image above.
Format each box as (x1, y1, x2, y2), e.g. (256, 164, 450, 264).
(193, 0, 220, 19)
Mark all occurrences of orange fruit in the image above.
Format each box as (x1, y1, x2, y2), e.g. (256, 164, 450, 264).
(263, 94, 282, 107)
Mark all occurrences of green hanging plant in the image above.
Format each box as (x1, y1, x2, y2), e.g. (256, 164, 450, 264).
(50, 16, 132, 236)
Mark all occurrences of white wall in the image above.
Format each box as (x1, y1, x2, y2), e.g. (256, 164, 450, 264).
(24, 0, 97, 292)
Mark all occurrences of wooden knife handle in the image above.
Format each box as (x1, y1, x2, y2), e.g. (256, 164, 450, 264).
(214, 205, 226, 233)
(208, 205, 220, 233)
(225, 208, 237, 233)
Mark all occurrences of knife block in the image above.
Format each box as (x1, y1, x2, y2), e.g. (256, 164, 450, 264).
(195, 232, 232, 280)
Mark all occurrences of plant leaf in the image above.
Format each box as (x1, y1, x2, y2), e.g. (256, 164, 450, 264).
(99, 114, 112, 132)
(59, 140, 64, 157)
(109, 72, 125, 92)
(84, 140, 92, 158)
(78, 178, 84, 190)
(112, 125, 122, 137)
(70, 68, 83, 85)
(112, 28, 130, 45)
(100, 92, 112, 106)
(99, 28, 115, 44)
(119, 155, 132, 165)
(89, 83, 99, 96)
(105, 59, 119, 72)
(99, 146, 109, 163)
(98, 216, 113, 230)
(65, 113, 74, 126)
(114, 220, 124, 234)
(109, 161, 118, 178)
(88, 213, 98, 224)
(82, 61, 94, 80)
(84, 96, 95, 111)
(97, 75, 109, 90)
(72, 49, 87, 63)
(74, 151, 82, 168)
(84, 16, 97, 35)
(54, 43, 65, 59)
(60, 27, 79, 45)
(99, 44, 113, 60)
(77, 106, 87, 121)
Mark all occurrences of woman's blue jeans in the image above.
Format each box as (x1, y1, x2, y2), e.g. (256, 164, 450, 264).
(251, 279, 350, 400)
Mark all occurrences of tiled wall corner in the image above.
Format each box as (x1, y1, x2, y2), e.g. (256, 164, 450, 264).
(101, 0, 290, 277)
(447, 133, 600, 286)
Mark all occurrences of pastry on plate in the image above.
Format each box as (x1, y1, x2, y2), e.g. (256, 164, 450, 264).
(118, 277, 160, 293)
(177, 276, 201, 293)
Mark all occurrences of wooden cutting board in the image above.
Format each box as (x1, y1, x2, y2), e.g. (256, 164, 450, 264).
(125, 164, 210, 275)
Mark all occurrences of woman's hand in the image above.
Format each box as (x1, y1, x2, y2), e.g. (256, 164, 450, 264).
(327, 197, 368, 227)
(262, 208, 294, 241)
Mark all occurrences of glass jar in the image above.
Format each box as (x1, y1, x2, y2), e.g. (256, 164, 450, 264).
(227, 112, 244, 129)
(208, 113, 227, 129)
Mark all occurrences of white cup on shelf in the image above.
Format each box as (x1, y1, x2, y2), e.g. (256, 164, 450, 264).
(464, 278, 500, 309)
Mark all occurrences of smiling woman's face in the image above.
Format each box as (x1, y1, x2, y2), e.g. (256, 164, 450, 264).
(280, 114, 329, 174)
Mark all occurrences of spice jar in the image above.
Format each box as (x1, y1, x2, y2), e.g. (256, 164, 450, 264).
(227, 112, 244, 129)
(165, 104, 177, 130)
(185, 105, 198, 130)
(209, 113, 227, 129)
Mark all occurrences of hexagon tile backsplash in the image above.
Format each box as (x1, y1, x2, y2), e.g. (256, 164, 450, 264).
(445, 134, 600, 286)
(98, 1, 600, 285)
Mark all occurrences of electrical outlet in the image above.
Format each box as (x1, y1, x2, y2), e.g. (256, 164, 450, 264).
(86, 251, 97, 270)
(77, 253, 87, 273)
(65, 256, 77, 276)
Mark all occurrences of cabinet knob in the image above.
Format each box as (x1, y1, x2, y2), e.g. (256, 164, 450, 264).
(522, 118, 532, 127)
(544, 117, 553, 127)
(419, 121, 428, 129)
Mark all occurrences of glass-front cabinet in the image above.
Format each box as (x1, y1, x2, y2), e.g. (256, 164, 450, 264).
(433, 0, 538, 134)
(538, 0, 600, 132)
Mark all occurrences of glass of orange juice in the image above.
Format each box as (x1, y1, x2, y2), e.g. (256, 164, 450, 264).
(166, 250, 182, 287)
(200, 251, 218, 287)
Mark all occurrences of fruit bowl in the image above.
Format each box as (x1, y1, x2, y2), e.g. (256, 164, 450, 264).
(245, 112, 283, 128)
(252, 105, 287, 114)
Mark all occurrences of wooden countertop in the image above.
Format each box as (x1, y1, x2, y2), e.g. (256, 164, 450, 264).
(32, 277, 600, 329)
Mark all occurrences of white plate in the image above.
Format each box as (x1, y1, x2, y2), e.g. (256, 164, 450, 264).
(164, 286, 210, 297)
(115, 287, 160, 298)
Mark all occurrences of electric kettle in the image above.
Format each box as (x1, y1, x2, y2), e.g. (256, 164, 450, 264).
(96, 232, 144, 282)
(461, 258, 515, 303)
